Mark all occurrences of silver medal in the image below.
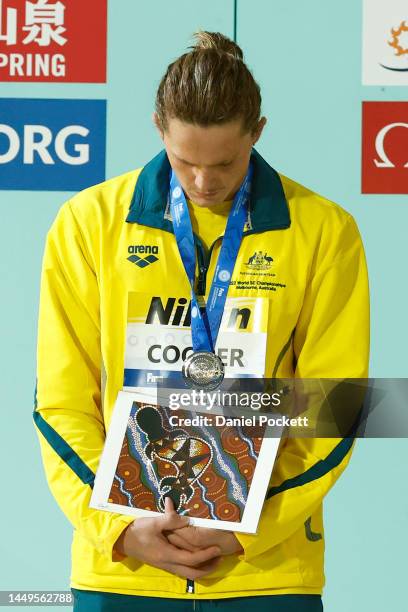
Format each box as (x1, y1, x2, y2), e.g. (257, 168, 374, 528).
(182, 351, 225, 390)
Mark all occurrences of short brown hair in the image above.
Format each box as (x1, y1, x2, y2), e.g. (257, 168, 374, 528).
(155, 31, 262, 134)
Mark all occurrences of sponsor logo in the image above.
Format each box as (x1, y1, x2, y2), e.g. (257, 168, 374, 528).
(145, 296, 251, 330)
(218, 269, 231, 282)
(244, 251, 273, 270)
(127, 244, 159, 268)
(146, 372, 164, 384)
(0, 0, 107, 82)
(0, 97, 106, 190)
(374, 122, 408, 167)
(382, 20, 408, 71)
(362, 0, 408, 85)
(362, 101, 408, 194)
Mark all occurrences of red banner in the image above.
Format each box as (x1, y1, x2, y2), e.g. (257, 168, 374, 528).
(362, 101, 408, 194)
(0, 0, 107, 82)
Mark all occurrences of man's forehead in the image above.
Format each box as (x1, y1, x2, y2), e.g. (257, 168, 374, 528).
(165, 119, 248, 166)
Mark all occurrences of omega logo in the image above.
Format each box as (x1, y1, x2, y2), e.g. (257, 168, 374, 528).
(374, 122, 408, 168)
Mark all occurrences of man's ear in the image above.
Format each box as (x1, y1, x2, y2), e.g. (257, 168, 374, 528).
(252, 116, 267, 145)
(152, 112, 164, 140)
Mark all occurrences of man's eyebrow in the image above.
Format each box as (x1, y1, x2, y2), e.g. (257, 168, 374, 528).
(174, 153, 235, 166)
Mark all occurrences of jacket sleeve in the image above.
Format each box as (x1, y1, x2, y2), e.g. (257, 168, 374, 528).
(235, 212, 370, 562)
(33, 201, 134, 562)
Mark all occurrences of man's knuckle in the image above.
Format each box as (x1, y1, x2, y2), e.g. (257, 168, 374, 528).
(184, 552, 196, 565)
(193, 552, 208, 565)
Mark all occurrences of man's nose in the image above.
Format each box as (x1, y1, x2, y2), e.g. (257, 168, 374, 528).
(193, 168, 217, 191)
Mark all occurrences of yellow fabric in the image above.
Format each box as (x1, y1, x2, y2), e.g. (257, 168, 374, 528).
(187, 199, 232, 251)
(34, 164, 370, 598)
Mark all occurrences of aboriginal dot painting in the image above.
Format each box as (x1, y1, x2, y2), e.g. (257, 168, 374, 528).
(108, 401, 266, 520)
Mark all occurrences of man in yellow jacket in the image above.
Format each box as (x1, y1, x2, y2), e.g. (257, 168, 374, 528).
(34, 31, 369, 611)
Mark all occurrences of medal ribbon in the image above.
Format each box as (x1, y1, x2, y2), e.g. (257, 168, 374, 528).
(169, 162, 253, 353)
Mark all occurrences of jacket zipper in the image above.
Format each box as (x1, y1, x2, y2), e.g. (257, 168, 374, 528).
(187, 236, 221, 597)
(186, 236, 204, 597)
(194, 235, 208, 295)
(195, 235, 220, 296)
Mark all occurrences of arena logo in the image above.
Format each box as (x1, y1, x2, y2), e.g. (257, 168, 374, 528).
(362, 102, 408, 194)
(127, 245, 160, 269)
(0, 0, 107, 82)
(0, 98, 106, 190)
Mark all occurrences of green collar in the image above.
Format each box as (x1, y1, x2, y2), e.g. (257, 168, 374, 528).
(126, 147, 291, 233)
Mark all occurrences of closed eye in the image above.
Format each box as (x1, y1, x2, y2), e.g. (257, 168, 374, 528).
(175, 155, 233, 168)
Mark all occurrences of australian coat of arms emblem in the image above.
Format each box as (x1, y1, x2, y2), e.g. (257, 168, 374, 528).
(245, 251, 273, 270)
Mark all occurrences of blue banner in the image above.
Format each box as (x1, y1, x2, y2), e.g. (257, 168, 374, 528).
(0, 98, 106, 191)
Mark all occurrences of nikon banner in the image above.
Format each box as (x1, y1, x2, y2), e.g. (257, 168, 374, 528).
(124, 293, 269, 388)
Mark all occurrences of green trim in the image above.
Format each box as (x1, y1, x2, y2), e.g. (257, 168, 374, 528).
(272, 331, 294, 378)
(249, 149, 291, 232)
(33, 410, 95, 488)
(304, 517, 322, 542)
(126, 150, 174, 231)
(266, 435, 354, 500)
(125, 148, 291, 234)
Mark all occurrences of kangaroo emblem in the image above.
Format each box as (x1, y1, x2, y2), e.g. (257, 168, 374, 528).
(245, 251, 274, 269)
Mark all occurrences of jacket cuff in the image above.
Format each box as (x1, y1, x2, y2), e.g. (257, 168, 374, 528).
(103, 515, 136, 563)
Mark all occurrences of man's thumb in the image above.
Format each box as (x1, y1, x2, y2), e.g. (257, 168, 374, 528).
(164, 496, 175, 513)
(160, 508, 190, 530)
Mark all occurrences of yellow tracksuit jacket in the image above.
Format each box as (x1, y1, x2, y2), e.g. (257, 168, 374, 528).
(34, 148, 370, 598)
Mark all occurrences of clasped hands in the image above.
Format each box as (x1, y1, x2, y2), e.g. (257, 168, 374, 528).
(114, 497, 243, 580)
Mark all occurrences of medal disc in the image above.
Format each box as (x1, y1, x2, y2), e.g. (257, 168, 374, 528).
(182, 351, 225, 390)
